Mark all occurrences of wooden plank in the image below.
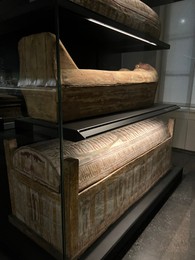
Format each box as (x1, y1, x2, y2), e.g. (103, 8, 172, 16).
(63, 158, 79, 259)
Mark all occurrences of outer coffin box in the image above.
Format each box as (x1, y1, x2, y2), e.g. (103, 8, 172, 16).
(18, 31, 159, 123)
(4, 118, 174, 259)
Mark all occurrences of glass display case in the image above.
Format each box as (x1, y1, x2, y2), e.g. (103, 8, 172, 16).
(0, 1, 183, 259)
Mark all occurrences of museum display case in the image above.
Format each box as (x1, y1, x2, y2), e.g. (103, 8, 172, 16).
(0, 0, 183, 259)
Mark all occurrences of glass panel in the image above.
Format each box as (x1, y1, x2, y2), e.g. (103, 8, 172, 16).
(161, 0, 195, 107)
(163, 76, 189, 104)
(0, 0, 190, 259)
(0, 1, 65, 259)
(191, 73, 195, 106)
(166, 0, 195, 37)
(165, 38, 194, 74)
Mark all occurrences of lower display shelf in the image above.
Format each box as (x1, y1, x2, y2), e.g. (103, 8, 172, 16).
(15, 103, 179, 142)
(8, 166, 183, 260)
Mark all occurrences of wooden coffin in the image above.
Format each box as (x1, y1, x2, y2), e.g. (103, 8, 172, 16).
(69, 0, 161, 39)
(4, 118, 174, 259)
(18, 32, 158, 123)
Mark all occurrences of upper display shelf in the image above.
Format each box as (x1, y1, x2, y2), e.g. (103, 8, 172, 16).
(0, 0, 172, 52)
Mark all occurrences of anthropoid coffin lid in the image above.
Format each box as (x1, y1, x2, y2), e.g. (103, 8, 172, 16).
(69, 0, 161, 39)
(13, 118, 170, 193)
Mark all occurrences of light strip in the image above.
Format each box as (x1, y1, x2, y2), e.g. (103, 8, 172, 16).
(87, 18, 157, 46)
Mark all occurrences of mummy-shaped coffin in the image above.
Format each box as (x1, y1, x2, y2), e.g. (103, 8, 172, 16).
(5, 117, 174, 259)
(18, 32, 159, 123)
(69, 0, 161, 39)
